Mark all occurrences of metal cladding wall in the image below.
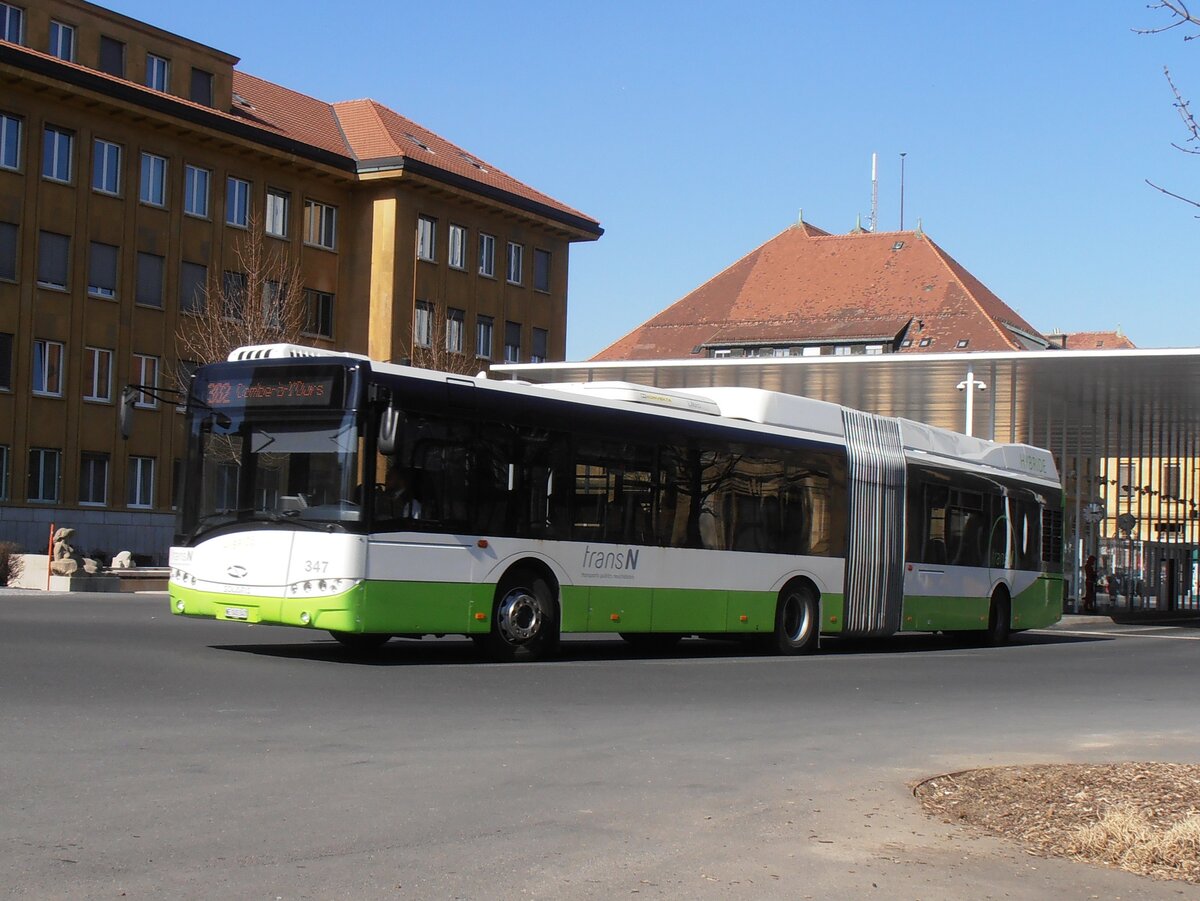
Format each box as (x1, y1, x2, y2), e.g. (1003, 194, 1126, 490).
(842, 410, 907, 636)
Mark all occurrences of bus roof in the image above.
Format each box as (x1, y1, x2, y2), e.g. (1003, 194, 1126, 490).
(225, 345, 1060, 486)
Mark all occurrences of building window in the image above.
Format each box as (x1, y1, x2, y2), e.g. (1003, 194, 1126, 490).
(145, 53, 170, 92)
(800, 346, 821, 357)
(413, 301, 433, 348)
(79, 452, 108, 505)
(302, 289, 334, 338)
(0, 331, 11, 390)
(190, 68, 213, 106)
(92, 139, 121, 194)
(28, 448, 61, 503)
(416, 215, 436, 261)
(87, 241, 118, 298)
(504, 321, 521, 363)
(139, 152, 167, 206)
(179, 261, 207, 314)
(1163, 463, 1182, 499)
(171, 458, 183, 508)
(136, 252, 164, 307)
(98, 36, 125, 76)
(446, 307, 465, 354)
(222, 271, 246, 320)
(83, 346, 112, 402)
(132, 354, 158, 408)
(506, 242, 523, 285)
(48, 20, 75, 61)
(128, 456, 155, 508)
(478, 233, 495, 277)
(834, 345, 851, 356)
(225, 176, 250, 227)
(533, 249, 551, 293)
(475, 315, 493, 359)
(956, 339, 970, 348)
(184, 165, 209, 217)
(531, 327, 548, 363)
(32, 339, 64, 396)
(448, 224, 467, 270)
(1118, 462, 1134, 496)
(42, 126, 72, 182)
(265, 189, 289, 238)
(1, 2, 23, 43)
(37, 231, 69, 289)
(0, 444, 8, 501)
(175, 359, 197, 405)
(0, 113, 20, 171)
(261, 280, 284, 330)
(304, 200, 337, 249)
(918, 337, 932, 347)
(0, 220, 18, 281)
(865, 344, 885, 355)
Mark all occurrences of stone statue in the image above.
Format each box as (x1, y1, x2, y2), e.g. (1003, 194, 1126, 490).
(50, 527, 101, 576)
(110, 551, 134, 570)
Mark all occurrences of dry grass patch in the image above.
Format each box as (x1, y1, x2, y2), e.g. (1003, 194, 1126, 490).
(915, 763, 1200, 884)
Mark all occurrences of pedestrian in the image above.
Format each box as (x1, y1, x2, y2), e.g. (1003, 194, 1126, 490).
(1084, 555, 1097, 613)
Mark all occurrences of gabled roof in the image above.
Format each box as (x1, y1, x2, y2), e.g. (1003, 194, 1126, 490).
(592, 224, 1045, 361)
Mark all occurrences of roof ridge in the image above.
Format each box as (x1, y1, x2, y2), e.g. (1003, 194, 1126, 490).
(922, 236, 1025, 351)
(589, 226, 804, 359)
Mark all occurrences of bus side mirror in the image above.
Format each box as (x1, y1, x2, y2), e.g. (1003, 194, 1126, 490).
(119, 386, 137, 439)
(378, 406, 403, 455)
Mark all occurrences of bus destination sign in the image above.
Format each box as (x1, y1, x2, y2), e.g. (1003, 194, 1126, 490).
(203, 370, 340, 409)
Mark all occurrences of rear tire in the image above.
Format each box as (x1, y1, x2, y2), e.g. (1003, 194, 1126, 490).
(483, 568, 560, 662)
(759, 583, 819, 655)
(984, 589, 1012, 646)
(329, 631, 391, 651)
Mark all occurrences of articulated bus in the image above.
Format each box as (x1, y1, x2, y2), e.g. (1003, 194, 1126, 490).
(162, 344, 1063, 660)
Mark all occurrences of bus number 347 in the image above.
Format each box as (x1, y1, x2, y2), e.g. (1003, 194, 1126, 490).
(303, 560, 329, 574)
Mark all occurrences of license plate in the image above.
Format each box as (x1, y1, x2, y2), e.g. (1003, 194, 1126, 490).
(224, 606, 250, 620)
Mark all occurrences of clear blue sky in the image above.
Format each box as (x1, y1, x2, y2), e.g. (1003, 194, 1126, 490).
(108, 0, 1198, 358)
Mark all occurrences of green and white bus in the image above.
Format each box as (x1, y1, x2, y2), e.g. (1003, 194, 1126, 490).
(164, 344, 1063, 660)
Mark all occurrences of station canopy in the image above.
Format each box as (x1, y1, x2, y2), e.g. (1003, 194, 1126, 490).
(494, 348, 1200, 460)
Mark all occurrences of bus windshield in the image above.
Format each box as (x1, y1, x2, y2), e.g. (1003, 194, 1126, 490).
(181, 362, 365, 540)
(185, 411, 363, 539)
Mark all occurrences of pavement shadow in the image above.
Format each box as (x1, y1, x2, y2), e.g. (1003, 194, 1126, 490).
(211, 628, 1105, 666)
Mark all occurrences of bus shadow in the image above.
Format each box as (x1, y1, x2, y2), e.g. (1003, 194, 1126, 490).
(211, 629, 1107, 666)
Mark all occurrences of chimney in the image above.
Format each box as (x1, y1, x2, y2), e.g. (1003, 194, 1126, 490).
(1047, 331, 1068, 349)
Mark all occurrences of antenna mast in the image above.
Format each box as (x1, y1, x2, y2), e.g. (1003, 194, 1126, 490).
(870, 152, 878, 233)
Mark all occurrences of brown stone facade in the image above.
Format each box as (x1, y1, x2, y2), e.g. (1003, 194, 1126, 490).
(0, 0, 599, 561)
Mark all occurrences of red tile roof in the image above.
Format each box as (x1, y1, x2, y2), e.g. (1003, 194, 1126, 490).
(331, 99, 596, 227)
(592, 224, 1046, 361)
(230, 71, 353, 157)
(1062, 330, 1136, 350)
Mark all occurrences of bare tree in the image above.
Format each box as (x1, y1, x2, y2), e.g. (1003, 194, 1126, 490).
(1138, 2, 1200, 211)
(405, 301, 488, 376)
(175, 214, 309, 372)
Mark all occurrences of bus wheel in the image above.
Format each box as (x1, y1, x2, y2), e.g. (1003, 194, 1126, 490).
(984, 589, 1012, 646)
(761, 584, 819, 655)
(329, 631, 391, 651)
(619, 633, 683, 654)
(484, 569, 560, 662)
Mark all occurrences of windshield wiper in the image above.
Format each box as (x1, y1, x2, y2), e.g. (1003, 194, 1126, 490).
(189, 508, 339, 541)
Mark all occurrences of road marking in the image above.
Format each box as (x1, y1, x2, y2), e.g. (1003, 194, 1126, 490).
(1034, 628, 1200, 641)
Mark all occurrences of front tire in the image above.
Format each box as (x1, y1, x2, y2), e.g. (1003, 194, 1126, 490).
(483, 568, 560, 662)
(759, 584, 819, 655)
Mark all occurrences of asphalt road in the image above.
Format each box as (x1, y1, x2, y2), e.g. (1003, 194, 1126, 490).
(2, 593, 1198, 900)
